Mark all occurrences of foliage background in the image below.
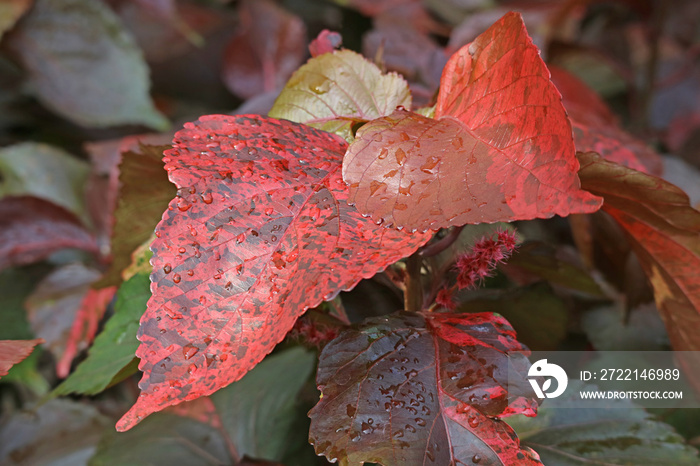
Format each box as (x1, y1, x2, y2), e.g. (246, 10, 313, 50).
(1, 0, 700, 464)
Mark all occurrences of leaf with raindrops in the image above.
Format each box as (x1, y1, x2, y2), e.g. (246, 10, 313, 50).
(309, 311, 542, 465)
(343, 12, 602, 232)
(116, 115, 431, 431)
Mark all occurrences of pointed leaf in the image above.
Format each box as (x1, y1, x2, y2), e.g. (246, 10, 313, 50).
(53, 273, 150, 396)
(94, 145, 175, 288)
(57, 286, 116, 378)
(0, 339, 43, 378)
(8, 0, 168, 129)
(116, 115, 431, 431)
(344, 12, 601, 231)
(269, 50, 412, 140)
(309, 311, 541, 465)
(577, 152, 700, 379)
(0, 196, 97, 271)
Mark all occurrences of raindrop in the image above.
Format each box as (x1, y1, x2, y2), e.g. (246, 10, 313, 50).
(173, 274, 181, 284)
(183, 345, 199, 360)
(472, 454, 482, 464)
(468, 414, 480, 428)
(163, 264, 172, 274)
(201, 191, 213, 204)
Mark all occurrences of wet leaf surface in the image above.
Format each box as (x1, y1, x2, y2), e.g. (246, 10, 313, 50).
(309, 311, 541, 465)
(344, 12, 601, 231)
(116, 115, 431, 431)
(269, 50, 412, 140)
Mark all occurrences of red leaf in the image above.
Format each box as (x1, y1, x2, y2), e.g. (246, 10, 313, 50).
(57, 286, 116, 378)
(221, 0, 306, 99)
(116, 115, 431, 431)
(344, 12, 601, 231)
(550, 66, 663, 175)
(577, 152, 700, 388)
(309, 29, 342, 57)
(0, 196, 97, 271)
(309, 312, 541, 465)
(0, 339, 43, 378)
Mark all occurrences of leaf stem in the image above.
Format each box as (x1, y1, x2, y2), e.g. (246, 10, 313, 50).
(419, 226, 464, 257)
(404, 253, 423, 312)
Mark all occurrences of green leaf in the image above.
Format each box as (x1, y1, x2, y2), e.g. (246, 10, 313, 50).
(211, 346, 316, 462)
(89, 414, 230, 466)
(53, 273, 150, 396)
(8, 0, 168, 129)
(458, 283, 569, 351)
(269, 49, 411, 141)
(0, 142, 90, 222)
(507, 380, 700, 465)
(94, 145, 174, 288)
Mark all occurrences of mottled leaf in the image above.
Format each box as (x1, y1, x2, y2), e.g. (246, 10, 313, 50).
(221, 0, 306, 99)
(8, 0, 168, 129)
(0, 339, 43, 378)
(0, 196, 97, 271)
(269, 50, 412, 140)
(344, 12, 601, 231)
(577, 152, 700, 381)
(0, 142, 90, 221)
(309, 311, 541, 465)
(550, 66, 662, 175)
(53, 273, 150, 396)
(116, 115, 431, 431)
(0, 399, 109, 466)
(508, 381, 700, 465)
(94, 144, 175, 289)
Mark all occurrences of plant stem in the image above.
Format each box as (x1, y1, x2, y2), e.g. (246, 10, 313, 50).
(419, 226, 464, 257)
(404, 253, 423, 312)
